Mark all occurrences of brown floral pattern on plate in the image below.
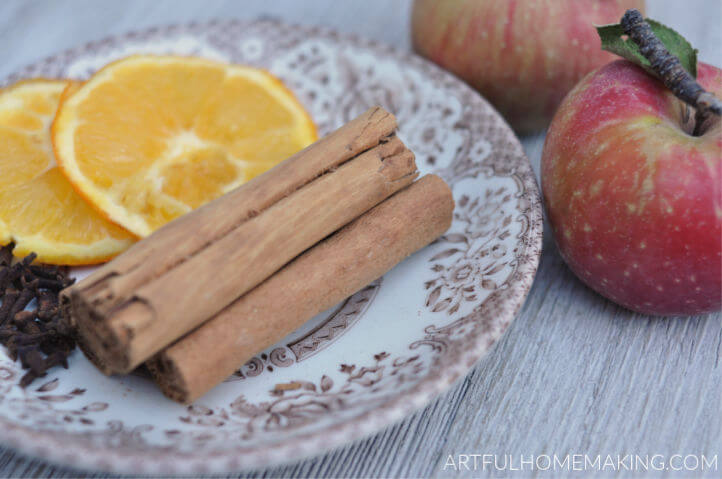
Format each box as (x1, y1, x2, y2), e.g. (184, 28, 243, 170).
(0, 19, 543, 474)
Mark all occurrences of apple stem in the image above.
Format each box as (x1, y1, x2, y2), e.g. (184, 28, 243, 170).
(621, 9, 721, 135)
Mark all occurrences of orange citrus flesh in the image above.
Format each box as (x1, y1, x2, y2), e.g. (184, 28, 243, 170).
(52, 55, 318, 237)
(0, 80, 135, 265)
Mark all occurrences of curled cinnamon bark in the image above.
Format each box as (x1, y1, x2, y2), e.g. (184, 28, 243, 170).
(65, 107, 418, 374)
(148, 174, 454, 403)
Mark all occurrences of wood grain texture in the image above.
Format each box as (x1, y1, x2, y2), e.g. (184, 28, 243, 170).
(0, 0, 720, 477)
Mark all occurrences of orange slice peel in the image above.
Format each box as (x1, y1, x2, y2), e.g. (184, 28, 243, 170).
(52, 55, 318, 237)
(0, 79, 135, 265)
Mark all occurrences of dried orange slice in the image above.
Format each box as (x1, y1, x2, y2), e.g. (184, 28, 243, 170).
(53, 55, 317, 237)
(0, 80, 135, 265)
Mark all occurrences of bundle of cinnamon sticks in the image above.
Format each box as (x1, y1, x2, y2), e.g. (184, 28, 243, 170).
(62, 107, 454, 403)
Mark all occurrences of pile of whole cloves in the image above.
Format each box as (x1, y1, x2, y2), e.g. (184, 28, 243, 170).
(0, 244, 76, 387)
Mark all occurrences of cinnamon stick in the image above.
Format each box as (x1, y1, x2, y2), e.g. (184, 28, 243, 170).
(147, 174, 454, 403)
(63, 107, 417, 374)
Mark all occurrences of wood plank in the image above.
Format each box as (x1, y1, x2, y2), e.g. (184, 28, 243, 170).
(0, 0, 718, 477)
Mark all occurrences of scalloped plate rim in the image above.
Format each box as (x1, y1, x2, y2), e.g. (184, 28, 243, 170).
(0, 18, 543, 474)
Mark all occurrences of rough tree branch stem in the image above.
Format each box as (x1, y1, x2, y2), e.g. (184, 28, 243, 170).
(621, 9, 721, 134)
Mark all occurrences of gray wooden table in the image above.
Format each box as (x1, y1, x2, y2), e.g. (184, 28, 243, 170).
(0, 1, 720, 477)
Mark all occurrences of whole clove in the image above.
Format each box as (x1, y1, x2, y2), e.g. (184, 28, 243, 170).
(0, 243, 76, 387)
(8, 277, 38, 321)
(0, 246, 12, 267)
(28, 264, 59, 279)
(37, 290, 59, 321)
(0, 289, 19, 326)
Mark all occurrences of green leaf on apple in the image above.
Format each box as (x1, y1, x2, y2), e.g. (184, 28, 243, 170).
(596, 19, 698, 78)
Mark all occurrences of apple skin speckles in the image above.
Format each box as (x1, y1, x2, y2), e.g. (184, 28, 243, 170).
(411, 0, 645, 134)
(542, 60, 722, 316)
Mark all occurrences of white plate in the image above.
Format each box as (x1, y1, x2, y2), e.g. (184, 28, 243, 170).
(0, 19, 543, 474)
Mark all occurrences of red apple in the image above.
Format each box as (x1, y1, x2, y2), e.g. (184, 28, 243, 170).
(411, 0, 645, 134)
(542, 60, 722, 315)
